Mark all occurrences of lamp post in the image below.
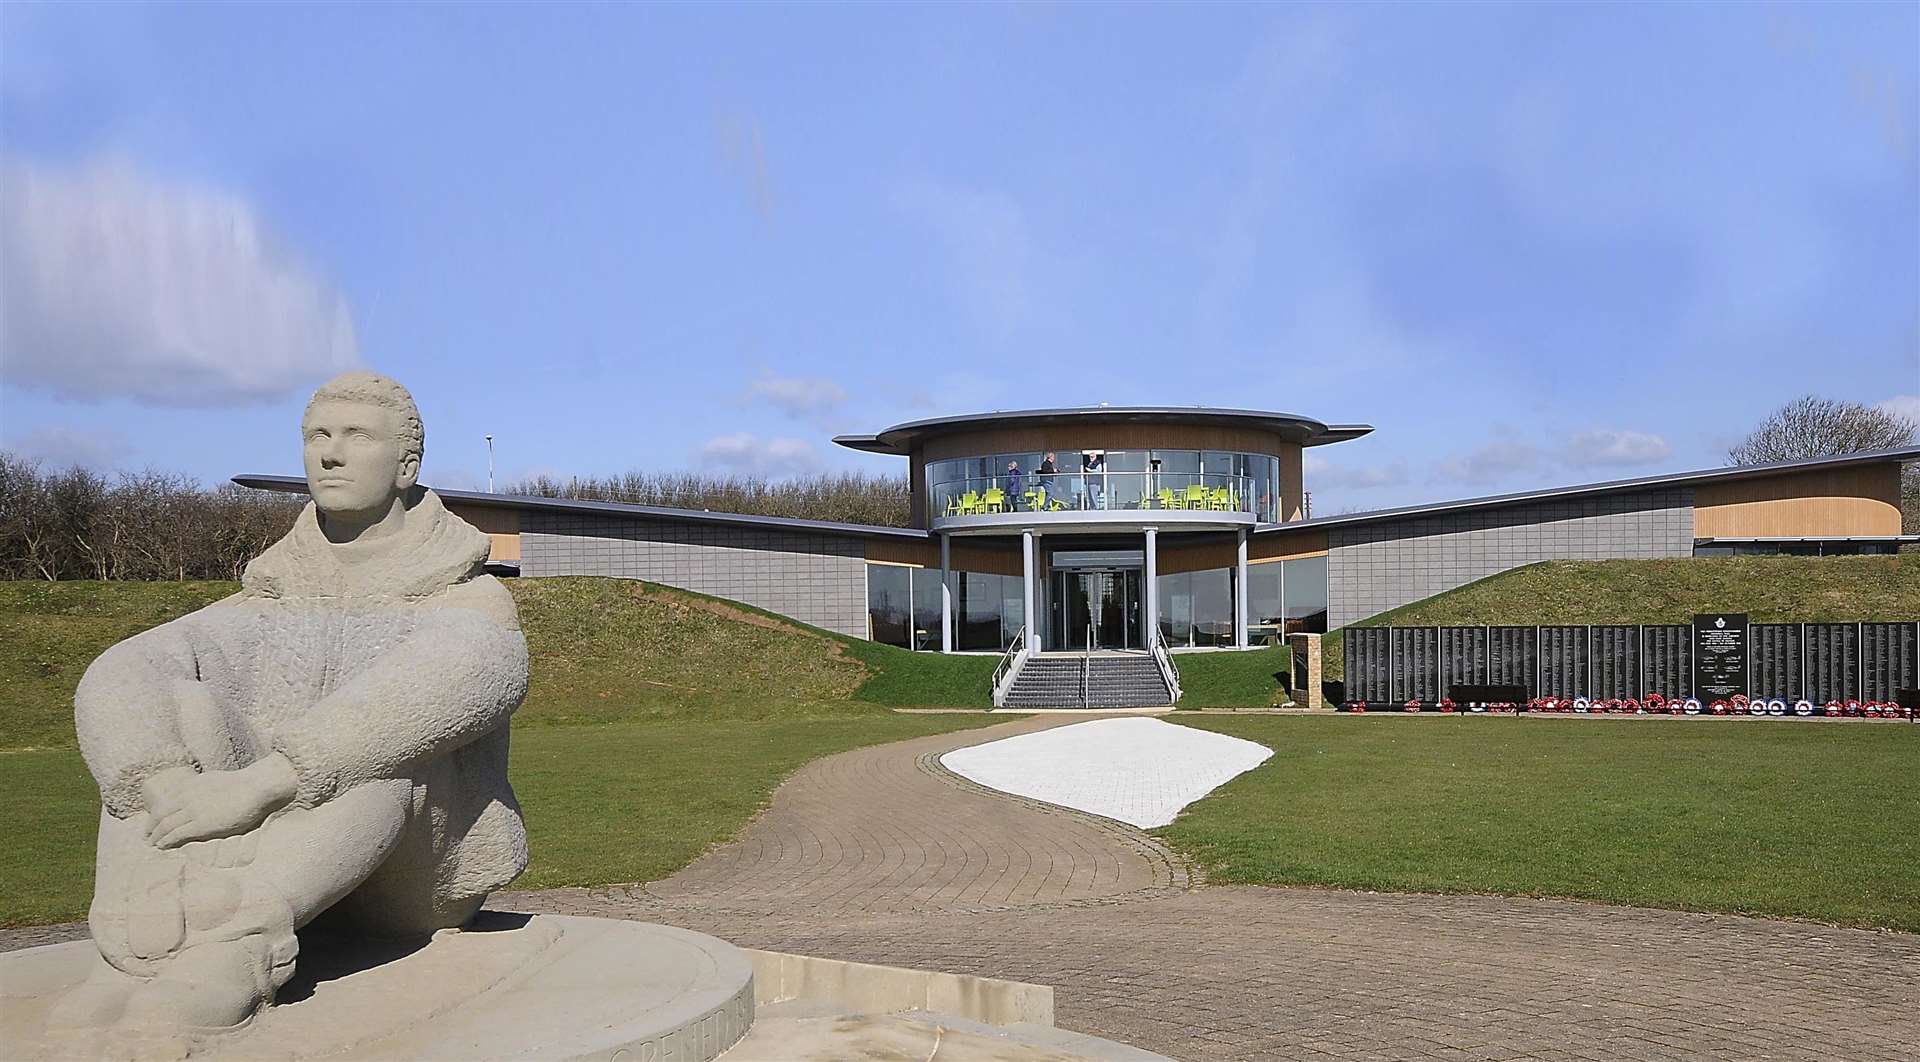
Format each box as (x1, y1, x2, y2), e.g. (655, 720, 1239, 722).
(485, 435, 494, 493)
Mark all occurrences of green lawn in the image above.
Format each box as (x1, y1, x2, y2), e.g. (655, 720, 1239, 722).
(1, 714, 1000, 928)
(1325, 556, 1919, 679)
(1172, 645, 1292, 708)
(1161, 715, 1920, 932)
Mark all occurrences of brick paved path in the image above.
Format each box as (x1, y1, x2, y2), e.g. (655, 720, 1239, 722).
(10, 717, 1917, 1060)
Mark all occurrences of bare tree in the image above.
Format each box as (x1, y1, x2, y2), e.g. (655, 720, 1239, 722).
(0, 452, 301, 581)
(506, 469, 911, 527)
(1728, 395, 1917, 542)
(1727, 395, 1916, 465)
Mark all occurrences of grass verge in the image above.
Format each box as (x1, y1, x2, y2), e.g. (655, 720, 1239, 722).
(1, 713, 1001, 928)
(1172, 645, 1292, 708)
(1160, 715, 1920, 932)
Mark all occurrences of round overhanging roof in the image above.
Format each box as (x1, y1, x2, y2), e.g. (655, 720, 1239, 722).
(833, 406, 1373, 456)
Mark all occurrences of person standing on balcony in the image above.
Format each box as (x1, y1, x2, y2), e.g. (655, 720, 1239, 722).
(1005, 459, 1025, 510)
(1081, 450, 1105, 509)
(1037, 452, 1058, 508)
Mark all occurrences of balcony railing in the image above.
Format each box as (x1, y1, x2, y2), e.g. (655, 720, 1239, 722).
(931, 471, 1259, 518)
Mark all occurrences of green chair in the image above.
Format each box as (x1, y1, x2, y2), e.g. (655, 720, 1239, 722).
(1156, 487, 1177, 510)
(959, 490, 981, 515)
(1209, 487, 1231, 511)
(944, 496, 962, 518)
(1183, 484, 1207, 509)
(983, 487, 1006, 513)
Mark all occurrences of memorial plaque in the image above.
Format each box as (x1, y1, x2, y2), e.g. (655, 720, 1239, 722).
(1693, 613, 1748, 701)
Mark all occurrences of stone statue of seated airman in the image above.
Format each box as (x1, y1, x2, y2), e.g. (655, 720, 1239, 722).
(56, 372, 529, 1034)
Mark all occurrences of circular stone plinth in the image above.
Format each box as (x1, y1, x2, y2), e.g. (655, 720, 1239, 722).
(0, 913, 754, 1060)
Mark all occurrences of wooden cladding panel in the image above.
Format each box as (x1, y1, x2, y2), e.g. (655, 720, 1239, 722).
(445, 502, 521, 564)
(445, 502, 521, 535)
(1249, 528, 1328, 562)
(918, 424, 1298, 463)
(1694, 464, 1902, 538)
(485, 533, 521, 562)
(864, 536, 1023, 576)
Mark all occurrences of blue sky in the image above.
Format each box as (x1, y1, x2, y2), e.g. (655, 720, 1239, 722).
(2, 2, 1915, 513)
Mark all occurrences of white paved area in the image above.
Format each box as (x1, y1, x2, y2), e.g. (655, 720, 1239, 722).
(938, 717, 1272, 828)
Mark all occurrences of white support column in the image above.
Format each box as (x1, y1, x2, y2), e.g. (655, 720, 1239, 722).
(1144, 526, 1159, 649)
(939, 533, 953, 654)
(1022, 529, 1038, 653)
(1235, 527, 1249, 648)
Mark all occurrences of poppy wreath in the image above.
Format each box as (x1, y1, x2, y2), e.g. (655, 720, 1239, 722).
(1823, 700, 1844, 717)
(1731, 694, 1752, 714)
(1621, 697, 1640, 714)
(1767, 698, 1787, 716)
(1710, 700, 1729, 715)
(1572, 697, 1590, 714)
(1405, 699, 1423, 713)
(1862, 701, 1882, 719)
(1439, 699, 1456, 714)
(1345, 701, 1367, 713)
(1644, 692, 1667, 713)
(1683, 697, 1703, 715)
(1844, 699, 1862, 717)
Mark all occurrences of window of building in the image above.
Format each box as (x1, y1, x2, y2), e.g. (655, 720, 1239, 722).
(1248, 562, 1284, 645)
(1282, 555, 1328, 634)
(867, 563, 913, 648)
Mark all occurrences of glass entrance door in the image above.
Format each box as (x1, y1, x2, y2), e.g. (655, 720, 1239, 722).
(1053, 568, 1141, 650)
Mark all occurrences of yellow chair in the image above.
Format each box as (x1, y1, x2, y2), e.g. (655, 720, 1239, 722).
(1155, 487, 1178, 510)
(944, 497, 961, 517)
(1208, 487, 1231, 511)
(1183, 484, 1207, 509)
(959, 490, 981, 515)
(983, 488, 1006, 513)
(1037, 486, 1064, 511)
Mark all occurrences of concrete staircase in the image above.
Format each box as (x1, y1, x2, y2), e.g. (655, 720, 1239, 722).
(1000, 653, 1175, 710)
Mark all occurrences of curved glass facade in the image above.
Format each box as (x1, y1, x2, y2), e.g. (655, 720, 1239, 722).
(926, 448, 1283, 522)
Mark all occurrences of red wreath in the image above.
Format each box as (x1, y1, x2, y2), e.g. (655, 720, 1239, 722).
(1710, 700, 1729, 715)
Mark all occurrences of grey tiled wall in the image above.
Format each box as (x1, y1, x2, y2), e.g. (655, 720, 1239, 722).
(519, 511, 870, 637)
(1327, 490, 1695, 628)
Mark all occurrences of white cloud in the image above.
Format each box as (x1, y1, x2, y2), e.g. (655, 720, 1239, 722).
(1878, 395, 1920, 429)
(742, 369, 846, 418)
(696, 432, 821, 478)
(1561, 429, 1673, 467)
(1, 425, 129, 470)
(0, 160, 358, 406)
(1432, 441, 1543, 485)
(1302, 453, 1409, 490)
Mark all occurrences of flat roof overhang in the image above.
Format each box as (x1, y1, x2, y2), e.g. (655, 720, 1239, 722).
(932, 508, 1257, 537)
(835, 406, 1373, 456)
(1256, 445, 1920, 536)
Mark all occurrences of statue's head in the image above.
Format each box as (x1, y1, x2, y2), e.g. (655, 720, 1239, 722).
(301, 372, 424, 522)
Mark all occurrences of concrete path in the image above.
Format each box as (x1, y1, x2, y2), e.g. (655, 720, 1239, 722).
(11, 716, 1918, 1061)
(494, 717, 1920, 1061)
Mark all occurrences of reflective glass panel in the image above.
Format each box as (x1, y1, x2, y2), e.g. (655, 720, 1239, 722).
(1282, 555, 1328, 634)
(1157, 572, 1193, 648)
(1248, 562, 1283, 645)
(867, 564, 912, 648)
(1191, 568, 1233, 647)
(911, 568, 943, 651)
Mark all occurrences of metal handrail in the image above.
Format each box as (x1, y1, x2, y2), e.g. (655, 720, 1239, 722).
(990, 624, 1028, 709)
(1082, 622, 1094, 709)
(1150, 627, 1183, 704)
(932, 471, 1257, 519)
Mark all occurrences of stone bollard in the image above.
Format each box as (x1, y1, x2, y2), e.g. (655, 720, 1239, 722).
(1288, 633, 1324, 710)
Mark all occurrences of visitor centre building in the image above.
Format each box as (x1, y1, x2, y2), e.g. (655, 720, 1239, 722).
(238, 406, 1917, 657)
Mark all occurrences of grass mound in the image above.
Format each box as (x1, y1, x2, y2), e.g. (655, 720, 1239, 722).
(1327, 556, 1919, 678)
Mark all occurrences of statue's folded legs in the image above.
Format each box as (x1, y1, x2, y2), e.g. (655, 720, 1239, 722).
(67, 761, 480, 1030)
